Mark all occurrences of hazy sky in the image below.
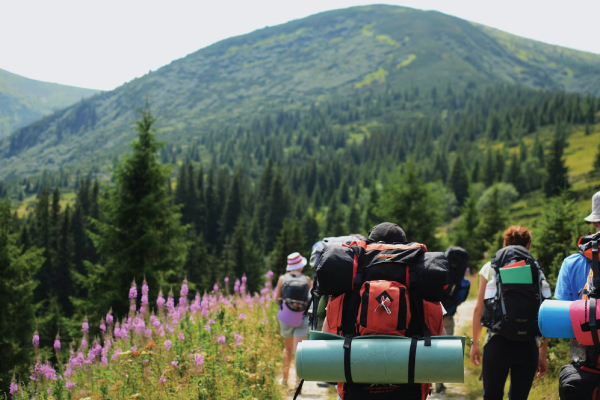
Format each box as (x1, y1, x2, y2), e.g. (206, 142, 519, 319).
(1, 0, 598, 91)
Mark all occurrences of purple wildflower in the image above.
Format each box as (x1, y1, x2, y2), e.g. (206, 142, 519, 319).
(171, 361, 178, 368)
(159, 378, 166, 384)
(242, 274, 247, 284)
(234, 333, 244, 347)
(106, 309, 114, 325)
(82, 317, 89, 333)
(266, 270, 274, 278)
(99, 318, 106, 332)
(142, 278, 149, 295)
(204, 324, 211, 332)
(157, 289, 166, 308)
(224, 277, 229, 284)
(181, 278, 189, 297)
(178, 332, 185, 341)
(54, 339, 61, 352)
(164, 340, 172, 351)
(66, 382, 76, 389)
(239, 313, 246, 320)
(234, 280, 240, 292)
(217, 336, 226, 344)
(129, 279, 138, 299)
(194, 354, 204, 367)
(9, 381, 18, 394)
(32, 331, 39, 347)
(166, 288, 175, 309)
(80, 337, 87, 349)
(213, 283, 219, 292)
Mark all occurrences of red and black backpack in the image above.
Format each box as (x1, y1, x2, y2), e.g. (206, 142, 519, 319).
(316, 240, 448, 400)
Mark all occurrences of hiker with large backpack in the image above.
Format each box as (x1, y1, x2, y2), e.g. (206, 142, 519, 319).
(555, 191, 600, 301)
(317, 222, 449, 400)
(553, 192, 600, 399)
(276, 252, 312, 390)
(470, 226, 550, 400)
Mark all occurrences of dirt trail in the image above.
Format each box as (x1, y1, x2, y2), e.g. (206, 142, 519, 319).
(283, 298, 478, 400)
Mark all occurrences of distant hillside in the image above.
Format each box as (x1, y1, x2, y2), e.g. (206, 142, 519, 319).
(0, 68, 99, 139)
(1, 4, 600, 179)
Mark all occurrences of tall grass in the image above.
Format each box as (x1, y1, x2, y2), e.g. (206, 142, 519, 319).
(6, 275, 284, 400)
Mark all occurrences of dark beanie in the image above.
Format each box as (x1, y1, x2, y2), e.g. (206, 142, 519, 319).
(369, 222, 407, 244)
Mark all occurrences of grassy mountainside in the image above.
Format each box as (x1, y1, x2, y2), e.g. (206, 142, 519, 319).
(1, 4, 600, 180)
(0, 68, 99, 139)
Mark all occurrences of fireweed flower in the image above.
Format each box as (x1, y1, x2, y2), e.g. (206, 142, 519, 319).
(99, 318, 106, 332)
(157, 289, 166, 308)
(234, 333, 244, 347)
(234, 280, 240, 292)
(217, 336, 226, 344)
(163, 340, 172, 351)
(106, 309, 114, 325)
(9, 381, 18, 394)
(171, 361, 178, 368)
(129, 279, 138, 299)
(159, 378, 166, 384)
(166, 287, 175, 310)
(213, 283, 219, 293)
(194, 354, 204, 367)
(242, 274, 247, 284)
(32, 330, 39, 347)
(178, 332, 185, 341)
(239, 313, 246, 320)
(54, 333, 61, 352)
(66, 382, 76, 389)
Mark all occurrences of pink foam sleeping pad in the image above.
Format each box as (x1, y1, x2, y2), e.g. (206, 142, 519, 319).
(570, 299, 600, 346)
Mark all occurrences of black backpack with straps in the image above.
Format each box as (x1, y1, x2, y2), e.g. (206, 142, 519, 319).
(282, 273, 310, 312)
(480, 245, 545, 341)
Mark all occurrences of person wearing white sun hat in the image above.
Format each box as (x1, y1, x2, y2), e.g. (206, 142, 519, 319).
(275, 252, 312, 390)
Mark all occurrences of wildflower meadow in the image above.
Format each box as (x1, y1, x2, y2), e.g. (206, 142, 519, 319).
(7, 272, 283, 400)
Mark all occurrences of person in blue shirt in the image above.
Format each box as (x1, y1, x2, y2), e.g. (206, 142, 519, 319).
(555, 191, 600, 300)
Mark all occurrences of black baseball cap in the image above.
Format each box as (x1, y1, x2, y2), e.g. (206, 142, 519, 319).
(369, 222, 407, 244)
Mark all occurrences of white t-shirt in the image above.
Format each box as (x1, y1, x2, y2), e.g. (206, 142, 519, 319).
(479, 261, 496, 282)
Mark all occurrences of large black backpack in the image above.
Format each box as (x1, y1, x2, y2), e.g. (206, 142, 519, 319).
(282, 273, 310, 312)
(442, 247, 470, 315)
(481, 245, 546, 341)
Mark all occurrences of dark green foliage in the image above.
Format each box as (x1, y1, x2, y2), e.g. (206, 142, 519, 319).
(475, 186, 506, 256)
(447, 157, 469, 206)
(270, 219, 304, 280)
(0, 201, 44, 392)
(378, 161, 440, 248)
(482, 149, 496, 187)
(544, 123, 570, 197)
(83, 105, 188, 319)
(533, 192, 586, 280)
(453, 189, 481, 268)
(231, 218, 264, 293)
(264, 169, 290, 251)
(594, 142, 600, 175)
(364, 185, 380, 232)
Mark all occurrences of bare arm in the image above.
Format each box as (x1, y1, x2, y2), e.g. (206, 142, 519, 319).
(275, 275, 284, 300)
(470, 274, 488, 367)
(537, 337, 549, 378)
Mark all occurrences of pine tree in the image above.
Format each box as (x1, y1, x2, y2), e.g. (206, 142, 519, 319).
(482, 150, 496, 187)
(504, 153, 524, 194)
(378, 161, 440, 248)
(534, 191, 586, 280)
(474, 186, 506, 256)
(326, 195, 346, 236)
(453, 189, 481, 268)
(0, 202, 44, 391)
(231, 218, 263, 293)
(302, 211, 320, 255)
(205, 168, 219, 246)
(594, 142, 600, 176)
(270, 219, 303, 279)
(221, 168, 244, 239)
(364, 185, 380, 232)
(544, 123, 570, 197)
(85, 105, 188, 319)
(55, 205, 74, 316)
(264, 169, 289, 251)
(447, 157, 469, 206)
(184, 230, 208, 292)
(33, 186, 52, 301)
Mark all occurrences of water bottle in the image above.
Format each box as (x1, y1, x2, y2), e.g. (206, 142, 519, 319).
(484, 276, 497, 299)
(541, 279, 552, 298)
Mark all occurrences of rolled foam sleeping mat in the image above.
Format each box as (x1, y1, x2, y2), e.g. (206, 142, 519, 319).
(296, 334, 464, 384)
(538, 300, 575, 339)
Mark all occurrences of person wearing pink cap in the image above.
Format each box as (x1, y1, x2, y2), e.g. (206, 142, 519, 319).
(275, 252, 312, 389)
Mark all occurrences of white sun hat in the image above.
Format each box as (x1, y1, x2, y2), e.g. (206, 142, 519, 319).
(286, 252, 307, 271)
(585, 191, 600, 223)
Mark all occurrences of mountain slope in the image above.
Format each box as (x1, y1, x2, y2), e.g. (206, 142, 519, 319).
(1, 4, 600, 180)
(0, 68, 100, 139)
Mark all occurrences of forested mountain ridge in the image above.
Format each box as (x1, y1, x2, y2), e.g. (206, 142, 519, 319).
(0, 68, 99, 139)
(2, 4, 600, 180)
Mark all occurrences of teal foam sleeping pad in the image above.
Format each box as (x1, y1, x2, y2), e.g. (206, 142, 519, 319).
(297, 331, 465, 384)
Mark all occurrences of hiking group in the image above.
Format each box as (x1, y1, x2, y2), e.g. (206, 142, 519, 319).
(275, 191, 600, 399)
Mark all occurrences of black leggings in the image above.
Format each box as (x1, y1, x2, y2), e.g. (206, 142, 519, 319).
(481, 334, 539, 400)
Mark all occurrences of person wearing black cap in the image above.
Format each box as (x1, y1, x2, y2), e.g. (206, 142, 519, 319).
(368, 222, 408, 244)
